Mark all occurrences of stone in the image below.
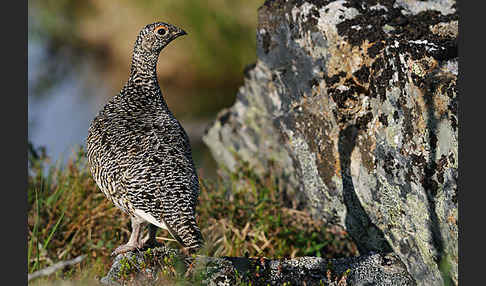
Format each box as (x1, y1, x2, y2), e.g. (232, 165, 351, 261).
(203, 0, 458, 285)
(100, 247, 414, 285)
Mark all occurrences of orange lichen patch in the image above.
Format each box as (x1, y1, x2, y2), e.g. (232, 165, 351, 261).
(429, 21, 458, 38)
(334, 148, 342, 178)
(362, 40, 383, 55)
(433, 92, 450, 118)
(447, 214, 457, 225)
(350, 40, 382, 84)
(355, 40, 379, 68)
(326, 47, 351, 79)
(325, 33, 358, 79)
(325, 38, 381, 91)
(412, 86, 428, 134)
(432, 75, 456, 118)
(311, 82, 324, 97)
(359, 134, 377, 173)
(299, 100, 341, 186)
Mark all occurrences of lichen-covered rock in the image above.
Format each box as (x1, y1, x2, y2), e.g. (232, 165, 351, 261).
(100, 247, 181, 285)
(203, 0, 458, 285)
(101, 247, 414, 285)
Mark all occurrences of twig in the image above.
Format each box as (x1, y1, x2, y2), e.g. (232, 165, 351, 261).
(28, 255, 86, 281)
(155, 236, 177, 242)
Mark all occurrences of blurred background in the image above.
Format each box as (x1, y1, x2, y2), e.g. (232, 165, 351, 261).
(28, 0, 265, 178)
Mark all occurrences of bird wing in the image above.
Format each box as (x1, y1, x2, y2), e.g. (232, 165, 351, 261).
(118, 114, 201, 248)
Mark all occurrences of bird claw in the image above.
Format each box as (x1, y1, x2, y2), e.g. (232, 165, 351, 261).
(141, 237, 162, 249)
(111, 244, 140, 256)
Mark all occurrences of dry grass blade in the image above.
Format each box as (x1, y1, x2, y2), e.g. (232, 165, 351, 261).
(156, 236, 178, 242)
(28, 255, 86, 281)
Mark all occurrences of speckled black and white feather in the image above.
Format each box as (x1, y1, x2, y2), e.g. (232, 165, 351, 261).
(86, 22, 203, 253)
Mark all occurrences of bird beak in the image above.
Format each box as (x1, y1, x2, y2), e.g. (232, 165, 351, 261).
(177, 28, 187, 37)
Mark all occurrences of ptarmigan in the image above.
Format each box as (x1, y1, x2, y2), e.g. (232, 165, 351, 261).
(86, 22, 203, 255)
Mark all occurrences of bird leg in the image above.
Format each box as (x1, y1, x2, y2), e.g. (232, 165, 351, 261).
(111, 216, 145, 256)
(141, 224, 160, 248)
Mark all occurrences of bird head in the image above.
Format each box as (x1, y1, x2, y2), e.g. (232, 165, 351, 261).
(135, 22, 187, 55)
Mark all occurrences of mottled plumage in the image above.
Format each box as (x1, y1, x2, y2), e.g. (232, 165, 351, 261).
(86, 22, 203, 255)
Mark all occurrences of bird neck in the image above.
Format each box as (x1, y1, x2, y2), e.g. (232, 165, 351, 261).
(128, 47, 160, 84)
(123, 46, 171, 110)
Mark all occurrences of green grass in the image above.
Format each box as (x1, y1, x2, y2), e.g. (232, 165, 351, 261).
(28, 145, 123, 280)
(27, 144, 357, 284)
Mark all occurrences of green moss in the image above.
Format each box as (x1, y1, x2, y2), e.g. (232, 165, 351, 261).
(119, 256, 133, 279)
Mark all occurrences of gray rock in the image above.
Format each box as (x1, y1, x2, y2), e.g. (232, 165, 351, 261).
(101, 247, 414, 285)
(203, 0, 458, 285)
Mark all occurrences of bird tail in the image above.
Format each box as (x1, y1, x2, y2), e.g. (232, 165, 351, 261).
(182, 223, 204, 254)
(162, 217, 203, 254)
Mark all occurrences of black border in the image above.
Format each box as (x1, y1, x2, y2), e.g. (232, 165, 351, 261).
(10, 0, 28, 284)
(458, 0, 478, 284)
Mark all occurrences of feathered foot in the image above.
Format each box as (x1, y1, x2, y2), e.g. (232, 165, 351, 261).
(111, 216, 145, 256)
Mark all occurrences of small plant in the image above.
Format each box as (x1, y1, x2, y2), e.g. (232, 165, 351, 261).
(119, 256, 133, 280)
(197, 162, 358, 259)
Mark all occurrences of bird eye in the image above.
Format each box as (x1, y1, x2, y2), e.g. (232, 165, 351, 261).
(155, 26, 168, 36)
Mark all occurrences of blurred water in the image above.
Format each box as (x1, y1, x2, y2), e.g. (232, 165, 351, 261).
(28, 40, 106, 162)
(28, 39, 108, 157)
